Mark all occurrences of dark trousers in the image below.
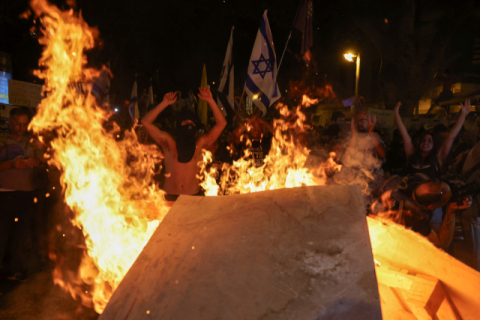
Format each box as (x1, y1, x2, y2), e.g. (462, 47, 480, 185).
(0, 191, 35, 275)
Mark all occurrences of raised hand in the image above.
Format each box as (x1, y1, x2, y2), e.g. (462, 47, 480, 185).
(368, 115, 377, 133)
(198, 87, 214, 102)
(460, 99, 472, 116)
(350, 118, 357, 136)
(449, 195, 473, 210)
(394, 102, 401, 114)
(13, 156, 27, 169)
(162, 92, 177, 105)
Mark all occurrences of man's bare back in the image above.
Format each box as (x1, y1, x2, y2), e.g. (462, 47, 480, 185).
(142, 89, 227, 198)
(162, 141, 202, 195)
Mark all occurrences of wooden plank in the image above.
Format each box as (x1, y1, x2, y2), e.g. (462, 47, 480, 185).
(380, 305, 417, 320)
(378, 283, 403, 310)
(437, 296, 461, 320)
(376, 263, 463, 320)
(368, 217, 480, 320)
(376, 267, 414, 290)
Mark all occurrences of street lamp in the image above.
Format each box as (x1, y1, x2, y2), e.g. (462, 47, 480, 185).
(344, 52, 360, 97)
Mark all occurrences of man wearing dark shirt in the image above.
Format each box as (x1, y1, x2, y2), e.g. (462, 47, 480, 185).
(0, 107, 43, 280)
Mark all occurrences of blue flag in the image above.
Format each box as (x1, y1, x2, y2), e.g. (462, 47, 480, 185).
(217, 26, 234, 117)
(129, 77, 138, 119)
(244, 10, 281, 117)
(147, 79, 154, 112)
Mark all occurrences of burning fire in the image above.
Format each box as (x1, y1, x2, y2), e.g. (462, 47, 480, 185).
(26, 0, 168, 313)
(23, 0, 371, 314)
(198, 98, 344, 196)
(301, 94, 318, 108)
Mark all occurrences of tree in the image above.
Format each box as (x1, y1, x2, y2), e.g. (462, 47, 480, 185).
(354, 0, 474, 116)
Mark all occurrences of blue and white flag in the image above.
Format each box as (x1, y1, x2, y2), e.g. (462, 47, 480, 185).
(147, 79, 154, 112)
(92, 63, 111, 109)
(129, 77, 139, 119)
(217, 26, 234, 117)
(245, 10, 281, 117)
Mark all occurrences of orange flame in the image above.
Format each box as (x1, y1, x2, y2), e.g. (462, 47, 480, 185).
(25, 1, 375, 314)
(301, 94, 319, 108)
(199, 101, 336, 196)
(27, 0, 168, 313)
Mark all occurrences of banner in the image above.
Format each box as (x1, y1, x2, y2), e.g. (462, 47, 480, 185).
(367, 108, 395, 128)
(8, 79, 43, 108)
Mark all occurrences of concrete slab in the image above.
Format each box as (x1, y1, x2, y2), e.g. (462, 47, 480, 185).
(99, 185, 381, 320)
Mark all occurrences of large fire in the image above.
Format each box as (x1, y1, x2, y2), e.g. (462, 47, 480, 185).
(25, 0, 363, 315)
(26, 0, 168, 313)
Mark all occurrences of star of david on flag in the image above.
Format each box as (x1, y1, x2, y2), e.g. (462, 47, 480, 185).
(217, 26, 235, 117)
(251, 54, 273, 79)
(244, 10, 281, 117)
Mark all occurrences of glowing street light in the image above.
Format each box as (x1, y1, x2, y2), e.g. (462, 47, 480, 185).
(344, 53, 355, 62)
(344, 52, 360, 97)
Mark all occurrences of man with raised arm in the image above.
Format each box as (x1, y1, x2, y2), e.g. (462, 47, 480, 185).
(142, 88, 227, 201)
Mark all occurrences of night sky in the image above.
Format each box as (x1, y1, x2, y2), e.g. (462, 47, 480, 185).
(1, 0, 480, 106)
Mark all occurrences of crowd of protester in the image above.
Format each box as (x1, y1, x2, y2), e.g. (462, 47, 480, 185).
(1, 88, 480, 283)
(140, 90, 479, 267)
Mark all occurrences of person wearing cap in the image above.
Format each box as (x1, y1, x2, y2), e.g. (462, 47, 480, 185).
(372, 173, 472, 249)
(142, 88, 227, 201)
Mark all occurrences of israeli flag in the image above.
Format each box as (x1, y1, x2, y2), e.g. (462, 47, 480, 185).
(147, 79, 154, 112)
(217, 27, 234, 117)
(129, 77, 139, 119)
(245, 10, 281, 116)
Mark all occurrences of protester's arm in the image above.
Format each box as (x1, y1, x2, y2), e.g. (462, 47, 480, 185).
(197, 88, 227, 148)
(141, 92, 177, 150)
(438, 99, 471, 164)
(0, 156, 27, 171)
(394, 102, 414, 157)
(429, 196, 472, 250)
(367, 116, 386, 159)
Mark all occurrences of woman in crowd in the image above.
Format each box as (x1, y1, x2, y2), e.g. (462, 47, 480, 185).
(394, 99, 471, 179)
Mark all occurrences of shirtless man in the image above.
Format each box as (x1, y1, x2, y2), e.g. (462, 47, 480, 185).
(142, 88, 227, 201)
(349, 111, 386, 161)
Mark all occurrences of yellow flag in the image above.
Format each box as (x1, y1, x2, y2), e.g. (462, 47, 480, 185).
(198, 64, 208, 125)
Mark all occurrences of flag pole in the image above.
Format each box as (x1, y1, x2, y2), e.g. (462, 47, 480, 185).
(277, 30, 292, 74)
